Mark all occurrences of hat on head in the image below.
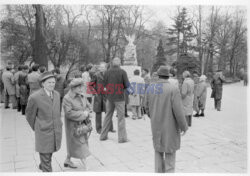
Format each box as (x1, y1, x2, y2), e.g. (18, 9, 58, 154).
(69, 78, 84, 88)
(40, 71, 55, 82)
(157, 66, 170, 77)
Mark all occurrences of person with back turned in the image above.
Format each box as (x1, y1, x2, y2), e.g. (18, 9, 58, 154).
(144, 66, 188, 173)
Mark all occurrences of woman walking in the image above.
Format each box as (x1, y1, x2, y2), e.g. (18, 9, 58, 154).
(62, 78, 92, 170)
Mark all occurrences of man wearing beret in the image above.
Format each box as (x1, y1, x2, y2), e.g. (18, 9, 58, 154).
(26, 71, 63, 172)
(145, 66, 188, 173)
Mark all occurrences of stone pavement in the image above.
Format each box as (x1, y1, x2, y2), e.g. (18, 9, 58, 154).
(0, 82, 247, 173)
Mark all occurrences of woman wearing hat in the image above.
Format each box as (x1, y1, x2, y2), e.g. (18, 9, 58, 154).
(26, 71, 63, 172)
(62, 78, 92, 170)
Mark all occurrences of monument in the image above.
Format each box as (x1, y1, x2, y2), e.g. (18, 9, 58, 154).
(121, 34, 141, 79)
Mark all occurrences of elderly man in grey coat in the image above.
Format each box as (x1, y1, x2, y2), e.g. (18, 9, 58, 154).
(2, 65, 17, 109)
(145, 66, 188, 173)
(26, 71, 62, 172)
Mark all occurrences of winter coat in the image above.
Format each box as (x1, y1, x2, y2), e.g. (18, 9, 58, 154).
(18, 72, 29, 105)
(145, 79, 188, 153)
(128, 75, 145, 106)
(27, 71, 41, 95)
(62, 90, 91, 159)
(181, 77, 194, 116)
(26, 89, 62, 153)
(2, 70, 15, 95)
(211, 74, 225, 100)
(196, 81, 207, 109)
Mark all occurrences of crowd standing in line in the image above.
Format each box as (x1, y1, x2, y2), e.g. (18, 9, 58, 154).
(0, 59, 239, 173)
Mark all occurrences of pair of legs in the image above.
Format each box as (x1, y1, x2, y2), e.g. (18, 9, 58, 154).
(131, 105, 142, 119)
(21, 104, 26, 115)
(4, 91, 17, 109)
(214, 98, 221, 111)
(95, 112, 114, 134)
(17, 97, 21, 112)
(155, 151, 176, 173)
(100, 100, 127, 143)
(39, 153, 53, 172)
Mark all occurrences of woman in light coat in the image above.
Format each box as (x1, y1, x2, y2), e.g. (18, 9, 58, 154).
(62, 78, 92, 170)
(181, 71, 194, 127)
(196, 75, 207, 117)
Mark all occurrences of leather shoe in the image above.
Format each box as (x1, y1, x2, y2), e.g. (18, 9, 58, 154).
(110, 130, 116, 133)
(64, 160, 77, 168)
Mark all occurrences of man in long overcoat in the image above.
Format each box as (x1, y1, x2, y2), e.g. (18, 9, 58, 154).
(145, 66, 188, 173)
(2, 65, 17, 109)
(211, 70, 225, 111)
(26, 71, 62, 172)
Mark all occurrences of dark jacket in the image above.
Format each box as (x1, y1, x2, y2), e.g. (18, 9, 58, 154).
(91, 71, 106, 112)
(103, 65, 129, 102)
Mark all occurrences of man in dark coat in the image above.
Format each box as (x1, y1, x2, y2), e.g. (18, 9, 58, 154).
(99, 57, 129, 143)
(14, 65, 23, 112)
(211, 70, 225, 111)
(90, 62, 115, 134)
(52, 68, 66, 109)
(145, 66, 188, 173)
(26, 71, 62, 172)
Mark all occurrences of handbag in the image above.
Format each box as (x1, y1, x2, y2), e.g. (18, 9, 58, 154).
(73, 118, 93, 138)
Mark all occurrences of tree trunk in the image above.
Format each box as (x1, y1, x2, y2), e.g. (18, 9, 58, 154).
(33, 5, 48, 68)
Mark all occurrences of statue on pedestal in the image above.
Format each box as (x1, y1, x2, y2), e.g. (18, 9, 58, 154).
(123, 34, 138, 66)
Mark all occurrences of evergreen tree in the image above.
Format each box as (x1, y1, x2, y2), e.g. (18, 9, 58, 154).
(166, 7, 196, 60)
(151, 39, 167, 74)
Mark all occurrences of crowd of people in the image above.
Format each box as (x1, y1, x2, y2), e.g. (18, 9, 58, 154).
(0, 58, 229, 173)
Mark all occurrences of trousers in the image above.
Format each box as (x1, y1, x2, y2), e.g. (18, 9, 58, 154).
(95, 112, 114, 133)
(214, 99, 221, 110)
(39, 153, 53, 172)
(100, 100, 127, 142)
(155, 151, 176, 173)
(4, 91, 17, 109)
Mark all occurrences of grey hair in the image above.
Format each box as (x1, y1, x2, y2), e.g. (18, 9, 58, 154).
(183, 70, 191, 78)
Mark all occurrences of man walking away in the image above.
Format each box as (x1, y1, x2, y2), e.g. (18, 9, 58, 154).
(145, 66, 188, 173)
(99, 57, 129, 143)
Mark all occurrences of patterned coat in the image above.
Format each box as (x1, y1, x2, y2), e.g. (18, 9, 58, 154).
(145, 79, 188, 153)
(26, 89, 62, 153)
(63, 90, 91, 159)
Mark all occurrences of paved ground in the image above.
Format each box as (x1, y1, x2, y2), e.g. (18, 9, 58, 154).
(0, 82, 247, 173)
